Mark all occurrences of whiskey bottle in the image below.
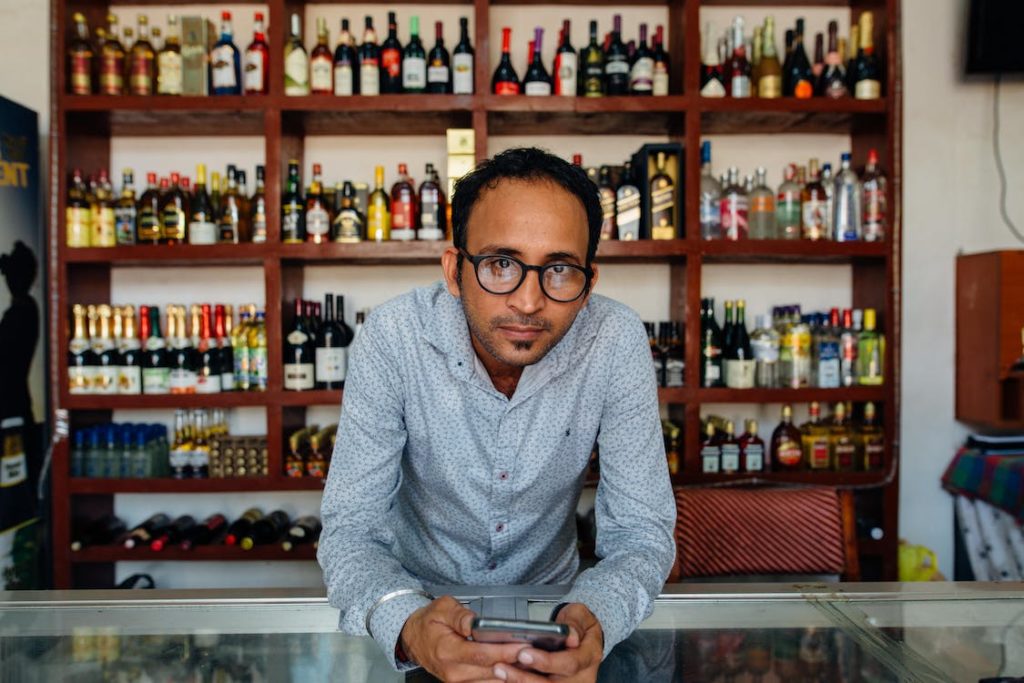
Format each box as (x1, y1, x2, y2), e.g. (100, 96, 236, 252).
(188, 164, 217, 245)
(359, 16, 381, 96)
(196, 304, 220, 394)
(380, 12, 404, 94)
(68, 13, 94, 95)
(665, 322, 685, 388)
(801, 402, 830, 470)
(281, 160, 305, 243)
(615, 161, 641, 240)
(99, 14, 126, 96)
(128, 15, 155, 95)
(402, 16, 428, 94)
(123, 513, 171, 549)
(244, 12, 270, 95)
(739, 420, 766, 473)
(284, 13, 310, 96)
(453, 17, 474, 95)
(649, 323, 665, 387)
(180, 513, 227, 550)
(66, 169, 92, 247)
(156, 16, 183, 95)
(305, 164, 331, 244)
(118, 305, 142, 395)
(859, 402, 884, 470)
(215, 304, 234, 392)
(852, 12, 881, 100)
(332, 181, 364, 243)
(160, 173, 188, 244)
(580, 20, 604, 97)
(770, 404, 803, 471)
(523, 28, 553, 96)
(333, 19, 357, 96)
(310, 18, 333, 95)
(700, 422, 721, 474)
(284, 298, 316, 391)
(368, 165, 392, 242)
(389, 164, 417, 241)
(68, 304, 98, 394)
(224, 508, 263, 546)
(649, 152, 675, 240)
(492, 27, 520, 94)
(134, 172, 159, 244)
(114, 169, 137, 245)
(91, 169, 117, 247)
(663, 420, 681, 476)
(829, 402, 858, 472)
(219, 166, 246, 243)
(141, 305, 170, 394)
(597, 166, 617, 240)
(856, 308, 884, 385)
(250, 165, 267, 243)
(240, 510, 290, 550)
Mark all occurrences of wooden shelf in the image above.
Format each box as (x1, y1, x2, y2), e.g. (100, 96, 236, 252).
(63, 243, 272, 266)
(278, 389, 344, 406)
(70, 544, 317, 563)
(62, 392, 273, 410)
(68, 477, 325, 494)
(283, 95, 475, 135)
(699, 97, 887, 135)
(279, 241, 449, 265)
(658, 387, 689, 404)
(486, 95, 686, 136)
(62, 95, 266, 136)
(698, 240, 887, 264)
(696, 387, 885, 404)
(672, 470, 887, 487)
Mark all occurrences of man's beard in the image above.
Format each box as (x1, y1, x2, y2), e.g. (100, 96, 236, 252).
(459, 296, 567, 368)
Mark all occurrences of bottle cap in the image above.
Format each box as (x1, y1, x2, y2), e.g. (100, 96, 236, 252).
(864, 308, 877, 330)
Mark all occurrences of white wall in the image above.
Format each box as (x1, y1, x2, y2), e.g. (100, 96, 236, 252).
(2, 0, 1023, 584)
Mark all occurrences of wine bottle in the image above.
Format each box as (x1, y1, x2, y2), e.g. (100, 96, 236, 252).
(492, 27, 520, 94)
(652, 25, 669, 96)
(284, 298, 316, 391)
(852, 12, 881, 100)
(140, 305, 168, 394)
(282, 516, 322, 551)
(187, 164, 217, 245)
(580, 20, 604, 97)
(523, 27, 552, 96)
(180, 513, 227, 550)
(71, 514, 126, 551)
(284, 13, 310, 96)
(150, 514, 196, 551)
(69, 304, 98, 394)
(314, 294, 344, 390)
(281, 159, 305, 243)
(359, 16, 380, 96)
(786, 18, 814, 98)
(402, 16, 427, 93)
(604, 14, 629, 95)
(244, 11, 270, 95)
(166, 306, 197, 394)
(240, 510, 290, 550)
(333, 19, 357, 95)
(310, 17, 333, 95)
(554, 20, 577, 96)
(249, 165, 267, 243)
(123, 513, 171, 549)
(380, 11, 403, 93)
(224, 507, 263, 546)
(819, 21, 847, 97)
(214, 304, 234, 392)
(116, 305, 143, 395)
(629, 23, 654, 95)
(724, 299, 755, 389)
(210, 11, 241, 95)
(426, 21, 451, 94)
(452, 17, 474, 95)
(389, 163, 417, 241)
(418, 163, 446, 241)
(195, 304, 220, 394)
(701, 297, 724, 387)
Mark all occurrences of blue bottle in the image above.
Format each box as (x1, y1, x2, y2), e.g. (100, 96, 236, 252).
(71, 429, 86, 478)
(210, 11, 242, 95)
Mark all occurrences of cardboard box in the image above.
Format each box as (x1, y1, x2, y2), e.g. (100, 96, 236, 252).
(631, 143, 684, 240)
(447, 154, 475, 181)
(180, 16, 216, 96)
(446, 128, 475, 156)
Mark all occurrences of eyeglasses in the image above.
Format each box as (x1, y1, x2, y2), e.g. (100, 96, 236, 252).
(459, 249, 593, 303)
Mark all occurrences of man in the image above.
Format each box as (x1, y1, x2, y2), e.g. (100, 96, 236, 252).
(318, 147, 676, 682)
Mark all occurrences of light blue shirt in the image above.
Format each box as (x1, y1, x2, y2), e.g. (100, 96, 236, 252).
(318, 281, 676, 669)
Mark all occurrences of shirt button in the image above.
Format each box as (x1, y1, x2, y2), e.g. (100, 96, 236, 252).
(498, 471, 509, 481)
(488, 562, 497, 571)
(495, 522, 505, 533)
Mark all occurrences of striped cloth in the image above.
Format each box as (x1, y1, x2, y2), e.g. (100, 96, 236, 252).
(673, 487, 847, 578)
(942, 445, 1024, 520)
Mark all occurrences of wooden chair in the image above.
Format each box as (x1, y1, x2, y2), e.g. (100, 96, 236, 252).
(666, 486, 860, 583)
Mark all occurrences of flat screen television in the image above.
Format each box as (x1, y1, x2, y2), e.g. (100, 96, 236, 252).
(966, 0, 1024, 74)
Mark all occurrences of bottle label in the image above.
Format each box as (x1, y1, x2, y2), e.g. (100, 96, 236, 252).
(721, 444, 740, 473)
(189, 445, 209, 472)
(284, 363, 315, 390)
(334, 63, 354, 95)
(599, 188, 617, 240)
(794, 79, 814, 98)
(114, 206, 136, 245)
(865, 442, 884, 469)
(724, 359, 756, 389)
(758, 74, 781, 98)
(720, 195, 748, 240)
(776, 440, 802, 467)
(137, 210, 160, 243)
(169, 367, 198, 393)
(605, 58, 629, 76)
(556, 52, 577, 95)
(495, 81, 520, 95)
(817, 341, 841, 388)
(196, 370, 221, 394)
(211, 46, 238, 89)
(630, 56, 654, 93)
(284, 49, 310, 95)
(700, 78, 726, 97)
(863, 184, 886, 241)
(188, 220, 218, 245)
(306, 207, 330, 238)
(315, 347, 347, 382)
(382, 48, 401, 79)
(730, 75, 751, 97)
(157, 52, 183, 95)
(169, 446, 191, 474)
(751, 337, 779, 362)
(66, 207, 92, 247)
(665, 358, 684, 388)
(162, 207, 186, 241)
(524, 81, 552, 96)
(368, 205, 389, 241)
(100, 54, 125, 95)
(699, 195, 721, 239)
(92, 207, 116, 247)
(453, 53, 474, 94)
(251, 204, 268, 242)
(427, 65, 450, 85)
(91, 365, 117, 394)
(808, 438, 830, 469)
(650, 177, 675, 240)
(802, 199, 827, 240)
(333, 211, 363, 242)
(360, 61, 380, 95)
(130, 56, 153, 95)
(244, 52, 265, 93)
(117, 365, 142, 395)
(70, 54, 92, 94)
(751, 194, 774, 214)
(233, 345, 250, 389)
(68, 366, 95, 394)
(287, 329, 309, 345)
(855, 79, 881, 99)
(700, 446, 720, 473)
(743, 444, 764, 472)
(249, 347, 268, 389)
(775, 194, 801, 237)
(835, 442, 857, 469)
(653, 63, 669, 96)
(402, 57, 426, 89)
(142, 367, 170, 394)
(311, 56, 333, 91)
(282, 210, 302, 242)
(616, 187, 641, 240)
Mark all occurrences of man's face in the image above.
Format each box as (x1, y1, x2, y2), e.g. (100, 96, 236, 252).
(443, 178, 598, 370)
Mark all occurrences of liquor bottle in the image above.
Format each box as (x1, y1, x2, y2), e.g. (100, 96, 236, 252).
(209, 171, 223, 223)
(740, 421, 766, 473)
(727, 16, 751, 98)
(127, 15, 155, 95)
(333, 19, 357, 96)
(214, 304, 234, 392)
(720, 421, 741, 474)
(68, 304, 97, 394)
(71, 514, 126, 551)
(774, 164, 802, 240)
(284, 298, 316, 391)
(132, 172, 159, 244)
(89, 169, 115, 247)
(68, 13, 94, 95)
(846, 24, 859, 92)
(425, 21, 451, 94)
(781, 28, 795, 97)
(756, 16, 782, 98)
(839, 308, 857, 387)
(859, 402, 884, 470)
(652, 25, 669, 96)
(597, 166, 617, 241)
(700, 298, 724, 388)
(401, 16, 427, 94)
(811, 32, 825, 83)
(248, 309, 269, 391)
(195, 305, 220, 394)
(282, 516, 322, 551)
(150, 514, 196, 551)
(748, 167, 776, 239)
(91, 305, 120, 395)
(139, 305, 168, 394)
(792, 308, 813, 387)
(801, 401, 830, 470)
(380, 12, 404, 94)
(359, 16, 381, 96)
(310, 17, 333, 95)
(815, 309, 842, 388)
(284, 13, 310, 96)
(665, 322, 685, 388)
(856, 308, 884, 385)
(725, 299, 755, 389)
(99, 14, 126, 95)
(699, 142, 722, 240)
(210, 11, 241, 95)
(418, 164, 446, 240)
(305, 163, 331, 244)
(240, 509, 290, 549)
(819, 21, 847, 98)
(224, 508, 263, 546)
(368, 165, 392, 242)
(861, 149, 887, 241)
(649, 152, 675, 239)
(523, 27, 553, 96)
(700, 23, 726, 97)
(281, 160, 305, 243)
(629, 23, 654, 96)
(160, 173, 187, 244)
(319, 293, 354, 389)
(553, 20, 577, 96)
(188, 164, 217, 245)
(492, 27, 520, 94)
(771, 404, 804, 471)
(232, 306, 252, 390)
(388, 163, 417, 241)
(220, 166, 246, 243)
(156, 16, 183, 96)
(604, 15, 630, 95)
(833, 153, 862, 241)
(180, 513, 227, 550)
(786, 19, 814, 98)
(123, 513, 171, 549)
(452, 17, 474, 95)
(250, 165, 267, 243)
(829, 402, 858, 472)
(801, 159, 828, 240)
(721, 300, 736, 372)
(615, 162, 641, 240)
(117, 305, 142, 395)
(750, 314, 779, 388)
(700, 422, 721, 474)
(852, 12, 881, 100)
(112, 169, 137, 246)
(720, 167, 748, 241)
(243, 12, 270, 95)
(332, 181, 364, 243)
(752, 24, 763, 87)
(168, 306, 198, 394)
(821, 162, 835, 237)
(580, 20, 604, 97)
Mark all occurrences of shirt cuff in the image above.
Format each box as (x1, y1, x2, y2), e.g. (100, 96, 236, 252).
(558, 586, 623, 659)
(368, 591, 434, 671)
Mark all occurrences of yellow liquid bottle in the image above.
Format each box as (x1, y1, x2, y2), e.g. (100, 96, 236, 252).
(367, 165, 391, 242)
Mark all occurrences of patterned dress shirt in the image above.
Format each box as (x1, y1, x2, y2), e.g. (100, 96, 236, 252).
(318, 281, 676, 669)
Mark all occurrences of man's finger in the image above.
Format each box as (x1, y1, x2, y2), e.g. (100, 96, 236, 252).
(513, 646, 585, 677)
(441, 637, 526, 668)
(493, 663, 549, 682)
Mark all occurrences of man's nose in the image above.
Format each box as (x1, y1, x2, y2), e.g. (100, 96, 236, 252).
(507, 268, 546, 316)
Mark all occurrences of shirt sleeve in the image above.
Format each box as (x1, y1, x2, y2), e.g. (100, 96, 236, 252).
(317, 314, 431, 671)
(559, 314, 677, 658)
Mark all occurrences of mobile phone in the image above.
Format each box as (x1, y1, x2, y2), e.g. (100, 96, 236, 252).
(470, 617, 569, 652)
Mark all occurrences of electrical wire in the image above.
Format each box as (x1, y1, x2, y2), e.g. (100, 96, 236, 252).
(993, 72, 1024, 245)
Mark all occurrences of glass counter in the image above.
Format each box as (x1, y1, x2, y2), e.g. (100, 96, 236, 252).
(0, 583, 1020, 682)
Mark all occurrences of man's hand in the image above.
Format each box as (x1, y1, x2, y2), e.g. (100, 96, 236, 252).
(492, 603, 603, 682)
(399, 595, 527, 682)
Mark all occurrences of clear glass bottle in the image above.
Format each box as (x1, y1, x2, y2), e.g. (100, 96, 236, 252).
(699, 141, 722, 240)
(775, 164, 801, 240)
(861, 148, 887, 241)
(814, 309, 841, 388)
(748, 167, 776, 239)
(751, 313, 780, 388)
(833, 152, 862, 241)
(720, 167, 748, 241)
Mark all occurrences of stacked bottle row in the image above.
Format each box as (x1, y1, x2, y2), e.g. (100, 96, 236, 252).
(701, 298, 885, 390)
(285, 424, 338, 479)
(645, 321, 686, 389)
(283, 295, 360, 392)
(700, 143, 887, 242)
(700, 401, 884, 474)
(71, 509, 321, 553)
(70, 423, 171, 479)
(701, 13, 881, 99)
(167, 409, 262, 480)
(65, 164, 267, 248)
(67, 303, 267, 395)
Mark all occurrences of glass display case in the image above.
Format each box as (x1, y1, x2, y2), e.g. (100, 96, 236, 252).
(0, 583, 1019, 682)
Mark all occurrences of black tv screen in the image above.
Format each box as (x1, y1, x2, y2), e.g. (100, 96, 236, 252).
(967, 0, 1024, 73)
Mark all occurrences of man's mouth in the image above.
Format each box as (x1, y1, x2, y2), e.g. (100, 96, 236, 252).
(497, 325, 545, 341)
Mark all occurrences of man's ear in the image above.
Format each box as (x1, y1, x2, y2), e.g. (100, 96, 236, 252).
(442, 247, 462, 298)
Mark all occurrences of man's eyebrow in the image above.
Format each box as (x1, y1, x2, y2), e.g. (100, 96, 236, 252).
(478, 245, 522, 256)
(477, 246, 583, 264)
(545, 251, 582, 264)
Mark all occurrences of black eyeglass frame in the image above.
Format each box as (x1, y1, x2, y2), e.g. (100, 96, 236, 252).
(458, 248, 594, 303)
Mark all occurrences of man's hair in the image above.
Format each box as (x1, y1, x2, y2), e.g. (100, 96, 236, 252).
(0, 240, 37, 296)
(451, 147, 602, 266)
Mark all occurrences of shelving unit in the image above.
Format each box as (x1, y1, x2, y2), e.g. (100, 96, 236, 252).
(49, 0, 902, 587)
